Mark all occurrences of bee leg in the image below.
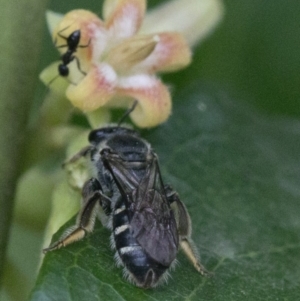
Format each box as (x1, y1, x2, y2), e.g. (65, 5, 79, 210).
(83, 178, 112, 226)
(43, 178, 106, 253)
(165, 185, 212, 276)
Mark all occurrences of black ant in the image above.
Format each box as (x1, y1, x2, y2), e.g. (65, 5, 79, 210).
(49, 27, 90, 85)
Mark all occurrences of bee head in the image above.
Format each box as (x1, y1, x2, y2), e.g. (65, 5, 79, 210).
(88, 126, 138, 146)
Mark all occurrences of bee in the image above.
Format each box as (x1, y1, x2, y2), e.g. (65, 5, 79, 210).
(43, 108, 210, 288)
(49, 28, 90, 85)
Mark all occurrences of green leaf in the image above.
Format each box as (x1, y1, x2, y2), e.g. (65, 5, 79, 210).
(29, 82, 300, 300)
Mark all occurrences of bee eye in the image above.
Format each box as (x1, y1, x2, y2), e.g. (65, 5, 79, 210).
(88, 129, 106, 144)
(88, 127, 121, 145)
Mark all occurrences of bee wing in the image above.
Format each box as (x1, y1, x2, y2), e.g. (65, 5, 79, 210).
(101, 150, 140, 193)
(103, 150, 179, 266)
(130, 157, 179, 266)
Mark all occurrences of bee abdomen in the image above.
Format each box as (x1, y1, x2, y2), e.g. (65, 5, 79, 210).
(113, 202, 168, 288)
(119, 244, 168, 288)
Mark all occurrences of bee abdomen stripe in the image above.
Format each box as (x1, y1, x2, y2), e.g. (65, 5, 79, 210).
(119, 246, 142, 255)
(114, 205, 126, 215)
(114, 224, 130, 235)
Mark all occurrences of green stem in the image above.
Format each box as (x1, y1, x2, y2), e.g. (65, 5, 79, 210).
(0, 0, 50, 284)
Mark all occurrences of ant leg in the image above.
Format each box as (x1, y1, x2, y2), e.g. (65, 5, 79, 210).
(56, 43, 68, 49)
(165, 185, 212, 276)
(74, 56, 87, 76)
(56, 36, 90, 49)
(78, 38, 91, 48)
(43, 178, 110, 253)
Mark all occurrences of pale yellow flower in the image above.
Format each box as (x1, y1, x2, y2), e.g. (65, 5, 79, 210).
(40, 0, 223, 128)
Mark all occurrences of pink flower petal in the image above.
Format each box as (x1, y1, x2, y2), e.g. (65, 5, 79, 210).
(116, 74, 171, 127)
(66, 63, 117, 112)
(132, 32, 191, 74)
(105, 0, 146, 41)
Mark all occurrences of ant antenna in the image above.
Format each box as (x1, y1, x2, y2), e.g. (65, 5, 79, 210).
(118, 100, 138, 127)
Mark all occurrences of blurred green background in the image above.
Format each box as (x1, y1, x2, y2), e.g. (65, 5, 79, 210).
(0, 0, 299, 300)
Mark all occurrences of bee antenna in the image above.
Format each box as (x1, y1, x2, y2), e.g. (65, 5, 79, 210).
(118, 100, 138, 127)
